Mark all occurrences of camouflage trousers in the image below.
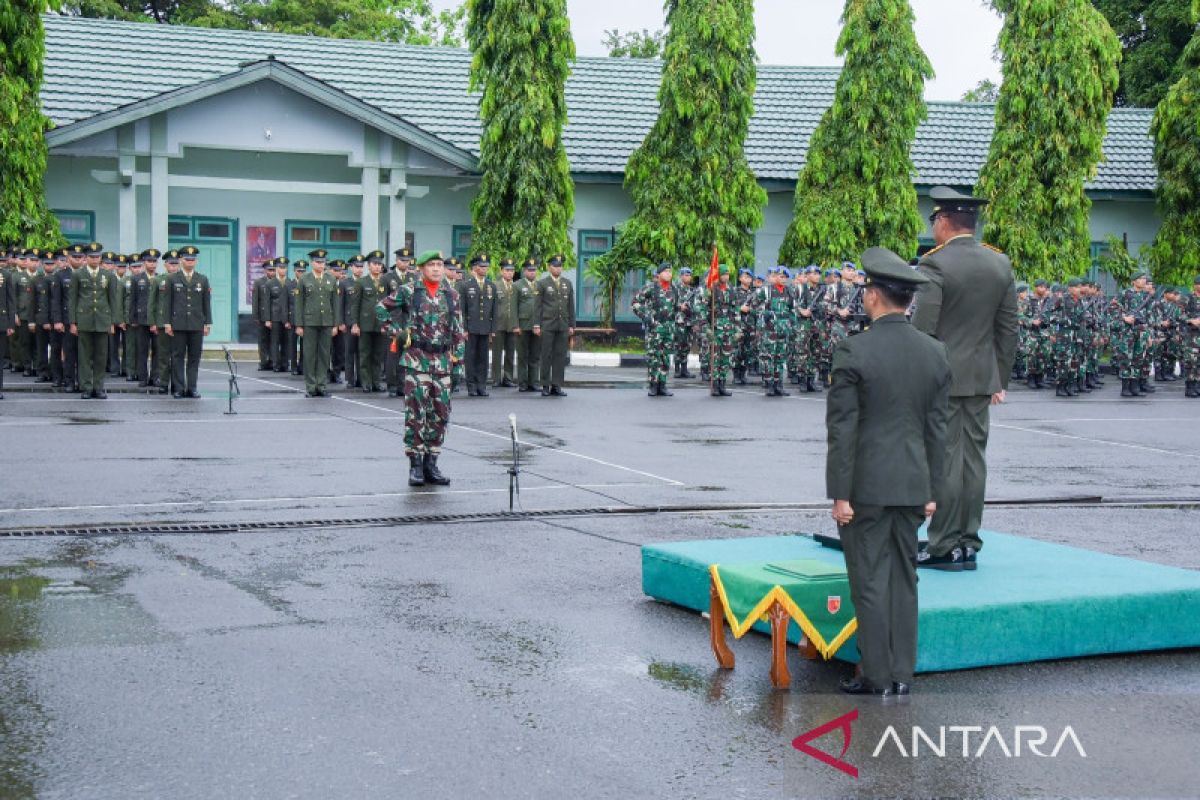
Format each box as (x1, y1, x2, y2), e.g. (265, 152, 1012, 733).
(1025, 330, 1051, 376)
(1157, 332, 1182, 370)
(1181, 328, 1200, 381)
(645, 323, 676, 386)
(1052, 328, 1085, 383)
(735, 324, 757, 372)
(1015, 328, 1031, 374)
(709, 319, 739, 381)
(1111, 324, 1153, 380)
(694, 322, 713, 373)
(404, 370, 452, 456)
(759, 327, 793, 382)
(673, 320, 692, 367)
(789, 319, 817, 378)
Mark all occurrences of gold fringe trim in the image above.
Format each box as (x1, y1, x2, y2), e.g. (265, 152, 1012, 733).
(709, 564, 857, 661)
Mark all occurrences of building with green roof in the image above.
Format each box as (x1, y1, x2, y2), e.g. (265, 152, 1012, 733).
(40, 15, 1160, 342)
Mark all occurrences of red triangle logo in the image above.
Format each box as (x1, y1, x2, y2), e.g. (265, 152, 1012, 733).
(792, 709, 858, 778)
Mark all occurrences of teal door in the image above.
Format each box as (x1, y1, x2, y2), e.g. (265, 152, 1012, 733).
(169, 216, 238, 342)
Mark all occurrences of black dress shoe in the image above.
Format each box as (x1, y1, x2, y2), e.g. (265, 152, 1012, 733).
(388, 388, 399, 397)
(541, 386, 552, 396)
(93, 390, 107, 399)
(551, 386, 566, 396)
(158, 387, 170, 395)
(81, 392, 92, 399)
(306, 391, 317, 398)
(500, 379, 516, 388)
(173, 392, 186, 399)
(189, 390, 201, 399)
(477, 387, 490, 397)
(839, 678, 892, 697)
(519, 385, 535, 392)
(916, 546, 964, 571)
(963, 546, 977, 570)
(892, 682, 911, 696)
(362, 386, 373, 394)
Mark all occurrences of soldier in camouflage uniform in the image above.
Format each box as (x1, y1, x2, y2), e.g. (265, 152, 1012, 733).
(444, 258, 467, 393)
(732, 268, 758, 385)
(1043, 277, 1089, 396)
(1110, 270, 1157, 397)
(695, 266, 743, 397)
(673, 268, 695, 379)
(758, 265, 796, 396)
(1013, 282, 1030, 380)
(1154, 286, 1183, 383)
(1081, 281, 1106, 389)
(632, 262, 683, 397)
(1182, 277, 1200, 398)
(378, 250, 467, 487)
(1023, 279, 1053, 389)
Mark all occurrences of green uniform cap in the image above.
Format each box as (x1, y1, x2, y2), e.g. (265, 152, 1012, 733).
(1131, 270, 1150, 282)
(1066, 277, 1083, 288)
(415, 250, 443, 267)
(1015, 282, 1029, 292)
(860, 246, 929, 290)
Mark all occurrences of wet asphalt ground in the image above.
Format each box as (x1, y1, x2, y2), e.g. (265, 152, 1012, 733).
(1, 362, 1198, 799)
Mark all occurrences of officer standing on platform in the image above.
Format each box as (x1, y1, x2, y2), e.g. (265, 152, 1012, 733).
(533, 254, 575, 397)
(515, 258, 541, 392)
(459, 253, 497, 396)
(294, 249, 342, 397)
(827, 247, 950, 697)
(164, 246, 212, 398)
(491, 258, 518, 388)
(68, 248, 122, 399)
(911, 186, 1018, 572)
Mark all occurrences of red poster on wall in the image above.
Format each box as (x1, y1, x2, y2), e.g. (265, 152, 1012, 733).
(246, 226, 277, 304)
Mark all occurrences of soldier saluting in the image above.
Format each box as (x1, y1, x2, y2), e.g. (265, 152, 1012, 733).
(379, 251, 467, 487)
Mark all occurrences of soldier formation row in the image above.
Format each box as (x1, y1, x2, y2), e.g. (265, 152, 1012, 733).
(247, 248, 576, 399)
(1016, 273, 1200, 398)
(0, 243, 212, 400)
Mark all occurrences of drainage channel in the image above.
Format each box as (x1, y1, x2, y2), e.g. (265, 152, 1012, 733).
(0, 495, 1159, 539)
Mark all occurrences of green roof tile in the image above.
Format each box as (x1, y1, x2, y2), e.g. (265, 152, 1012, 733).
(41, 15, 1157, 193)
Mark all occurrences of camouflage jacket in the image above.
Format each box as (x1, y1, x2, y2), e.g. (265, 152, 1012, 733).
(694, 282, 743, 324)
(376, 282, 467, 376)
(632, 280, 684, 332)
(756, 284, 796, 335)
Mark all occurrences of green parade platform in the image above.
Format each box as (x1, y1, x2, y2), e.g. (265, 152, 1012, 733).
(641, 531, 1200, 672)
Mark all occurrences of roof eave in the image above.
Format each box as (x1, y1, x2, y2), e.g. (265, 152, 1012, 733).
(45, 59, 479, 172)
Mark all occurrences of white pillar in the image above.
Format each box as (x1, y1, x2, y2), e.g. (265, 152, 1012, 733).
(149, 115, 169, 247)
(388, 168, 407, 255)
(117, 156, 136, 252)
(361, 165, 380, 250)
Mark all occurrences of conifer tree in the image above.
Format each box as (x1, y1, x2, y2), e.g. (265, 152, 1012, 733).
(1147, 0, 1200, 286)
(466, 0, 575, 264)
(779, 0, 932, 266)
(600, 0, 764, 271)
(976, 0, 1121, 281)
(0, 0, 62, 247)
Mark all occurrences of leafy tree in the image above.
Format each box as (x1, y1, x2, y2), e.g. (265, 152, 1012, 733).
(961, 78, 1000, 102)
(1147, 0, 1200, 286)
(976, 0, 1121, 281)
(1, 0, 63, 248)
(1098, 234, 1142, 286)
(466, 0, 575, 265)
(1093, 0, 1193, 107)
(55, 0, 468, 45)
(599, 0, 764, 274)
(602, 27, 664, 59)
(779, 0, 932, 266)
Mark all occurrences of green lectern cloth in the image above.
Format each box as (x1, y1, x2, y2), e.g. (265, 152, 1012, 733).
(709, 560, 858, 659)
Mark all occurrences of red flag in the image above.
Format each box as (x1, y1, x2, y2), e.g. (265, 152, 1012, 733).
(705, 245, 720, 289)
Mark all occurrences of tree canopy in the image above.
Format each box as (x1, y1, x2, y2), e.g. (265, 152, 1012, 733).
(779, 0, 932, 266)
(1146, 0, 1200, 285)
(1, 0, 63, 248)
(598, 0, 764, 273)
(976, 0, 1121, 281)
(961, 78, 1000, 102)
(1092, 0, 1193, 107)
(602, 28, 664, 59)
(466, 0, 575, 265)
(54, 0, 467, 45)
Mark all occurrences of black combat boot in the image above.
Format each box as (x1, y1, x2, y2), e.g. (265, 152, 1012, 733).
(710, 380, 721, 397)
(408, 454, 426, 486)
(423, 454, 450, 486)
(1056, 380, 1070, 398)
(1027, 374, 1038, 389)
(1076, 378, 1091, 394)
(764, 381, 774, 397)
(648, 381, 659, 397)
(719, 379, 732, 397)
(734, 368, 746, 386)
(658, 381, 673, 396)
(680, 364, 694, 379)
(1184, 380, 1195, 397)
(1154, 365, 1166, 382)
(776, 380, 790, 396)
(1139, 378, 1155, 394)
(673, 362, 682, 379)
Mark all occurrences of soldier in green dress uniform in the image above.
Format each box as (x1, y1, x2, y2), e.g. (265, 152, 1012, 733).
(827, 247, 950, 697)
(384, 248, 415, 396)
(163, 246, 212, 398)
(294, 249, 342, 397)
(533, 254, 575, 397)
(0, 254, 15, 398)
(491, 258, 519, 388)
(352, 250, 390, 392)
(515, 258, 541, 391)
(68, 248, 123, 398)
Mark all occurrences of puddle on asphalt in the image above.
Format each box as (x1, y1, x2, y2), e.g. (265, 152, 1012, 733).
(64, 416, 111, 426)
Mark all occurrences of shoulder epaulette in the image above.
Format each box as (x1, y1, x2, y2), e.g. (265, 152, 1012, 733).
(982, 243, 1004, 254)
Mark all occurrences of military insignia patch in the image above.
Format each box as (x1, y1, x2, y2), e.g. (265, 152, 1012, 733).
(827, 596, 842, 615)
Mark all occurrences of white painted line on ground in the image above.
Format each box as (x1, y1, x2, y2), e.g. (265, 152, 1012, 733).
(0, 482, 653, 515)
(331, 393, 686, 486)
(993, 422, 1200, 460)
